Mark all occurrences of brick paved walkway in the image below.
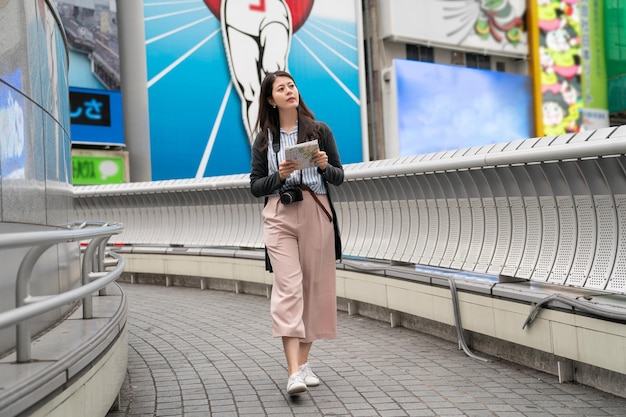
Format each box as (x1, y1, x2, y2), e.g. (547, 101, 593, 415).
(107, 283, 626, 417)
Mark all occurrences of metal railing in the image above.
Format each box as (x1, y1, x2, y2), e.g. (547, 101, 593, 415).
(0, 221, 125, 363)
(73, 126, 626, 294)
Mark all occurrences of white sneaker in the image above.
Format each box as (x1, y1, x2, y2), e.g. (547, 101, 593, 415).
(286, 372, 307, 395)
(299, 363, 320, 387)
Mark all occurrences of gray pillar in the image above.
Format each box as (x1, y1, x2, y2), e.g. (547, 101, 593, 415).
(116, 0, 152, 182)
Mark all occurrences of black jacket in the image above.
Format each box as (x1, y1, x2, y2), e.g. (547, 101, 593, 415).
(250, 121, 344, 272)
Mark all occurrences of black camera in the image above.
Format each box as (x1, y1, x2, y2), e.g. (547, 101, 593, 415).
(279, 187, 303, 205)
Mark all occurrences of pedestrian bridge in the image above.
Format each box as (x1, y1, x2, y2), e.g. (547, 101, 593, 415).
(2, 2, 626, 414)
(3, 126, 626, 415)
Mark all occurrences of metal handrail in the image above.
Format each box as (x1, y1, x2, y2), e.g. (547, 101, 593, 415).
(522, 293, 626, 329)
(342, 136, 626, 180)
(72, 134, 626, 197)
(342, 258, 490, 362)
(0, 222, 125, 362)
(0, 221, 124, 249)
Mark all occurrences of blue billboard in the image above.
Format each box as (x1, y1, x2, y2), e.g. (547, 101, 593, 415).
(395, 59, 534, 156)
(56, 0, 364, 180)
(69, 87, 125, 146)
(0, 68, 25, 179)
(144, 0, 365, 180)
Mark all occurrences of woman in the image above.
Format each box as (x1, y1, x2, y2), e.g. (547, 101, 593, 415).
(250, 71, 343, 395)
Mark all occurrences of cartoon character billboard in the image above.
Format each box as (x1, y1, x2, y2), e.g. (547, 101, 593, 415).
(379, 0, 528, 58)
(532, 0, 608, 135)
(145, 0, 366, 180)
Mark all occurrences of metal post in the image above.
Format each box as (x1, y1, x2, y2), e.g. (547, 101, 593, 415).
(97, 238, 107, 296)
(116, 0, 152, 181)
(16, 245, 53, 363)
(363, 0, 378, 160)
(82, 236, 112, 318)
(82, 241, 97, 319)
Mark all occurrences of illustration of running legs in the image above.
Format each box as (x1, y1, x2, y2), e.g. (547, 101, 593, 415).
(221, 0, 292, 142)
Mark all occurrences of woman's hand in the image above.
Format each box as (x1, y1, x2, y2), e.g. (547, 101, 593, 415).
(312, 151, 329, 172)
(278, 160, 301, 181)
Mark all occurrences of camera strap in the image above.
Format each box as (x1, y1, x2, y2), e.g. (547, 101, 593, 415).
(298, 184, 332, 222)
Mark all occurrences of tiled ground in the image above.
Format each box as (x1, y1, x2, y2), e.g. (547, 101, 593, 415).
(107, 283, 626, 417)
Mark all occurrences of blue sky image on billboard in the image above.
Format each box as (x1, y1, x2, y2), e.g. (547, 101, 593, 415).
(395, 59, 534, 157)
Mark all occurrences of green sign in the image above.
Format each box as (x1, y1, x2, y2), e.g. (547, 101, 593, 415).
(580, 0, 608, 111)
(605, 0, 626, 79)
(608, 75, 626, 113)
(605, 0, 626, 113)
(72, 155, 125, 185)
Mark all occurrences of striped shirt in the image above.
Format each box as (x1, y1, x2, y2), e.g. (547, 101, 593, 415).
(267, 125, 326, 195)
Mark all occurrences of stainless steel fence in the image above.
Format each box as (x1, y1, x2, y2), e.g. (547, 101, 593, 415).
(0, 221, 125, 362)
(74, 126, 626, 294)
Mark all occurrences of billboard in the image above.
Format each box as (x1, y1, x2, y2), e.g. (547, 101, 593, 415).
(605, 0, 626, 114)
(0, 69, 25, 179)
(56, 0, 365, 180)
(395, 59, 534, 156)
(54, 0, 120, 90)
(144, 0, 366, 180)
(379, 0, 528, 58)
(72, 152, 128, 185)
(69, 86, 125, 146)
(54, 0, 126, 150)
(532, 0, 608, 135)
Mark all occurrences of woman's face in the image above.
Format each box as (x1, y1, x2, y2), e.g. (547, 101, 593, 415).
(269, 76, 299, 111)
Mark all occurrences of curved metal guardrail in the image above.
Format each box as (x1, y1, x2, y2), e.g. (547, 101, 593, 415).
(0, 221, 125, 363)
(74, 126, 626, 295)
(72, 126, 626, 369)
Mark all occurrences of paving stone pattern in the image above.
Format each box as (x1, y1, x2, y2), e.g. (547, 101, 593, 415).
(107, 283, 626, 417)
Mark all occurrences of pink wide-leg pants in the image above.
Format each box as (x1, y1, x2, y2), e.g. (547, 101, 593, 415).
(262, 192, 337, 343)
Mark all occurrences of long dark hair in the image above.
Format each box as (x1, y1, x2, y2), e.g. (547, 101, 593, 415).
(253, 71, 320, 150)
